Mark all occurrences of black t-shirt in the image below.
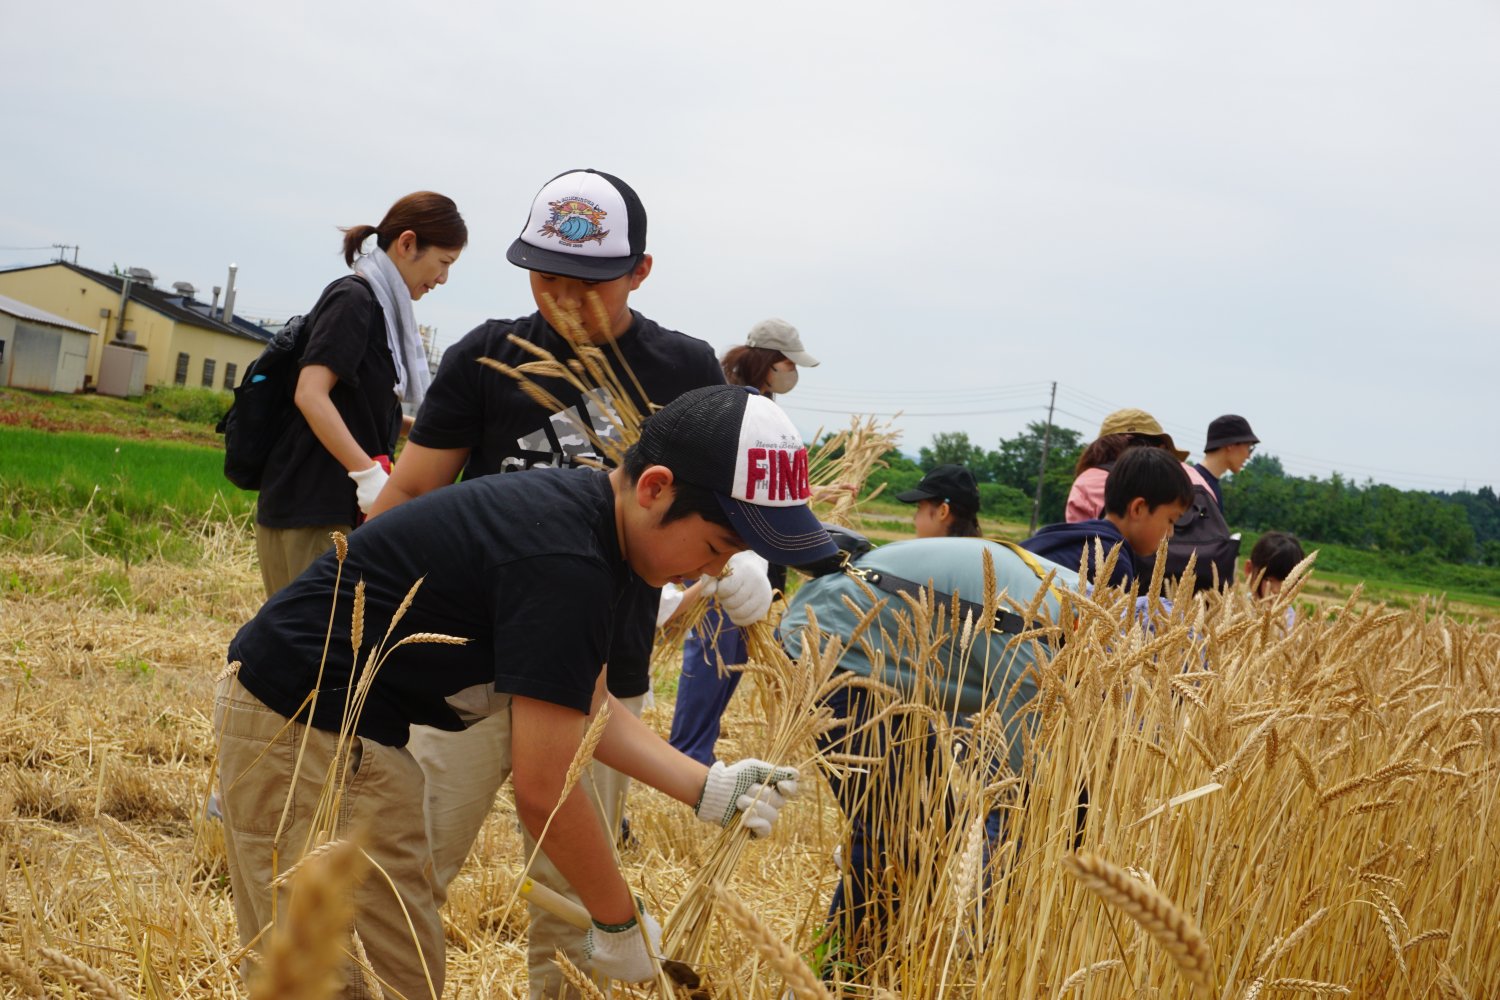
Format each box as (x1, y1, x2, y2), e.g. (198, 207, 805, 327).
(410, 309, 723, 476)
(408, 309, 724, 696)
(231, 468, 632, 747)
(1193, 463, 1224, 509)
(256, 276, 402, 528)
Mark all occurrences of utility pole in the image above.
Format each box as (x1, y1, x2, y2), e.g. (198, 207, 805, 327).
(52, 243, 79, 265)
(1029, 381, 1057, 533)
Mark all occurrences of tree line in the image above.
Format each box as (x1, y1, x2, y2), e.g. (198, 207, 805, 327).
(863, 423, 1500, 567)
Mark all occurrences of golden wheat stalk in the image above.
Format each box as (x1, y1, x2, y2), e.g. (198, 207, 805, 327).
(665, 615, 843, 962)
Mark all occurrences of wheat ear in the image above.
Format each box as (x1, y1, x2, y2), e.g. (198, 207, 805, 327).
(1055, 959, 1123, 997)
(36, 948, 128, 1000)
(0, 949, 47, 997)
(1063, 852, 1213, 990)
(553, 949, 608, 1000)
(1263, 979, 1352, 995)
(349, 929, 384, 1000)
(715, 886, 832, 1000)
(249, 837, 370, 1000)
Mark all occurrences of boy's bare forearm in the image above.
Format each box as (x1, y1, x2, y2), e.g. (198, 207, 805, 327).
(593, 694, 710, 805)
(509, 694, 634, 924)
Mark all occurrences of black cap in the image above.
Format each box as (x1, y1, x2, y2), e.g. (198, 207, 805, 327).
(1204, 415, 1260, 452)
(506, 169, 647, 281)
(637, 385, 837, 565)
(894, 464, 980, 517)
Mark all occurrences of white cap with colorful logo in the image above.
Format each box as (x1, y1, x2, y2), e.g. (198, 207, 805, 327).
(637, 385, 837, 565)
(506, 168, 647, 281)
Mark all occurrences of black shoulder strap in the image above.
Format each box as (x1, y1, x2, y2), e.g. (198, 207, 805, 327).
(853, 566, 1033, 636)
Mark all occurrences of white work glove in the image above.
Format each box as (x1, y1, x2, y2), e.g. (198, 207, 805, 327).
(655, 583, 686, 628)
(348, 462, 389, 515)
(583, 907, 663, 983)
(703, 551, 773, 626)
(696, 758, 800, 838)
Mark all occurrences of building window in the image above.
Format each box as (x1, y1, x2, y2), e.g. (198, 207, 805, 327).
(174, 352, 189, 386)
(202, 359, 216, 388)
(223, 362, 238, 389)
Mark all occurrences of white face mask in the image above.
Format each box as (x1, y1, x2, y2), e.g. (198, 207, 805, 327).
(767, 365, 799, 395)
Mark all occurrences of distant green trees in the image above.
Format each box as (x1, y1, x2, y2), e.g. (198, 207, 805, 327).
(869, 423, 1083, 524)
(1224, 456, 1490, 564)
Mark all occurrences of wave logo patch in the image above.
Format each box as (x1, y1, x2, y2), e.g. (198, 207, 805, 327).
(538, 197, 610, 247)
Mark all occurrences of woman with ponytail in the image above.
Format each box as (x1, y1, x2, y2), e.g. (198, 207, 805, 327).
(253, 191, 467, 597)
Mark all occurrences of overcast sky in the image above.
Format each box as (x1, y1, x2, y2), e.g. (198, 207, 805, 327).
(5, 1, 1496, 493)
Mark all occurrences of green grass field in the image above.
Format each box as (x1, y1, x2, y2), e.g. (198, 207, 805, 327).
(0, 424, 253, 562)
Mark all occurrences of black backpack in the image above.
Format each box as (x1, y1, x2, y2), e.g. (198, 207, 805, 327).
(216, 313, 313, 490)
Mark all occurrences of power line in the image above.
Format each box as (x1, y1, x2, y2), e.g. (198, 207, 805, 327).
(782, 402, 1045, 418)
(792, 381, 1051, 402)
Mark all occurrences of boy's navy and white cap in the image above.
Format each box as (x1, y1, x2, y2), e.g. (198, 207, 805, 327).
(745, 318, 820, 367)
(638, 385, 838, 565)
(506, 169, 647, 281)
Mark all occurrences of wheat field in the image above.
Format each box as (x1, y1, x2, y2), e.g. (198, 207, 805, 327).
(2, 511, 1497, 999)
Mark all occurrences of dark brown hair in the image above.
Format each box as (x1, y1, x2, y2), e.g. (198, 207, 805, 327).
(340, 191, 468, 266)
(620, 442, 734, 530)
(946, 509, 982, 538)
(1248, 531, 1305, 584)
(721, 345, 787, 396)
(1074, 432, 1173, 475)
(1102, 447, 1193, 516)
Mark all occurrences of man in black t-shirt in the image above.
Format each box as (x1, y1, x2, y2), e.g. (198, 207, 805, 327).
(216, 385, 836, 998)
(366, 169, 729, 997)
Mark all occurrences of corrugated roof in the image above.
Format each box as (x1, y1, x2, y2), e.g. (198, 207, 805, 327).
(0, 262, 273, 344)
(0, 291, 97, 335)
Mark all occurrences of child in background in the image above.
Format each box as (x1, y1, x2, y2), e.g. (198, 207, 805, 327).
(1023, 447, 1192, 589)
(895, 463, 982, 538)
(1245, 530, 1305, 598)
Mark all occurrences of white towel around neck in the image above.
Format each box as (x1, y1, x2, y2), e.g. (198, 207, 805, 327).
(352, 247, 430, 407)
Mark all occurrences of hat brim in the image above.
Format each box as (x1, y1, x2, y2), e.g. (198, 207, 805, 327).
(506, 238, 638, 281)
(1155, 433, 1190, 463)
(716, 494, 838, 566)
(782, 349, 820, 367)
(1204, 434, 1261, 451)
(893, 487, 937, 505)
